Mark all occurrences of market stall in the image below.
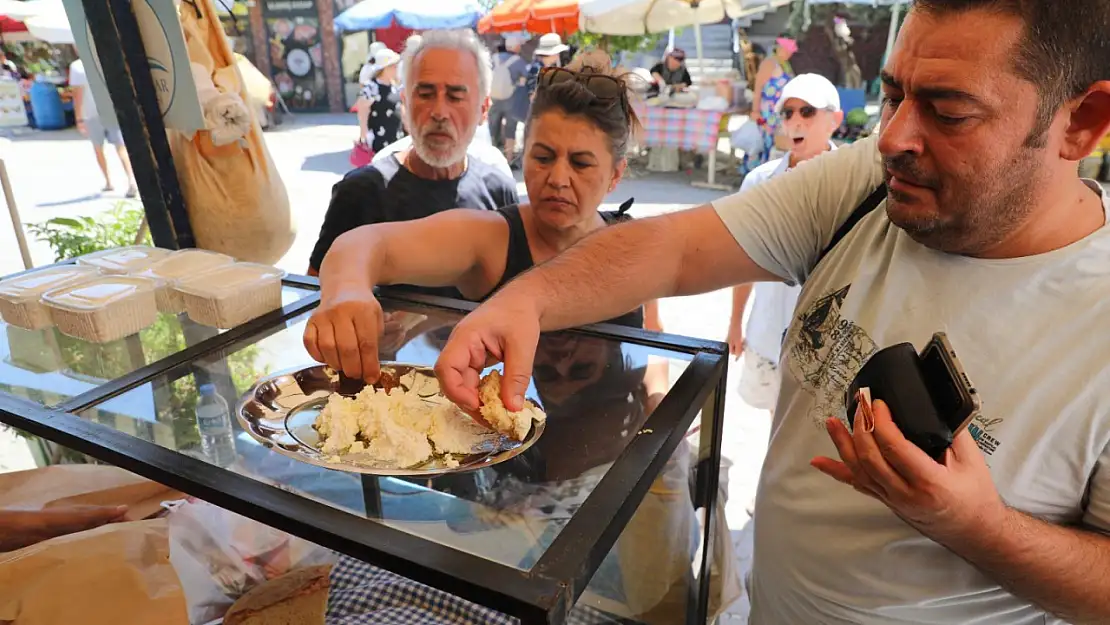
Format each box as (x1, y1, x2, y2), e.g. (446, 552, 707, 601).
(0, 256, 730, 625)
(633, 102, 737, 188)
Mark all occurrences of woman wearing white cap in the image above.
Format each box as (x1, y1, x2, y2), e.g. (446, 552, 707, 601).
(362, 48, 405, 154)
(356, 41, 389, 145)
(526, 33, 569, 98)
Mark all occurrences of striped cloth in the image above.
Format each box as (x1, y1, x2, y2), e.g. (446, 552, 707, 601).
(633, 105, 730, 154)
(326, 556, 622, 625)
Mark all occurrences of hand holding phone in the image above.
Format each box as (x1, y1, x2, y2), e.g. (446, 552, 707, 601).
(846, 333, 981, 461)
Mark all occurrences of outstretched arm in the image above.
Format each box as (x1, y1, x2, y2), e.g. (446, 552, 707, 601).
(436, 206, 780, 411)
(306, 210, 506, 381)
(436, 136, 885, 411)
(514, 206, 777, 332)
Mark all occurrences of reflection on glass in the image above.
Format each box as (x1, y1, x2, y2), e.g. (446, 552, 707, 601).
(77, 300, 697, 582)
(0, 285, 312, 408)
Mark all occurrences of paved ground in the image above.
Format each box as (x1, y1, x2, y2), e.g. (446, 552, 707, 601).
(0, 113, 770, 622)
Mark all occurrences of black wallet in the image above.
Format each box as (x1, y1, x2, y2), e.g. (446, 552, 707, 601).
(846, 343, 954, 461)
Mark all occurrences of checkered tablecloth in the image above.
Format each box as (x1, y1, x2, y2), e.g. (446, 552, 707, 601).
(633, 105, 730, 154)
(326, 556, 622, 625)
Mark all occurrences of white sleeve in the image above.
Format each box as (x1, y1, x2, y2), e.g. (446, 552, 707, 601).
(69, 65, 87, 88)
(358, 64, 373, 86)
(1083, 443, 1110, 535)
(712, 135, 884, 286)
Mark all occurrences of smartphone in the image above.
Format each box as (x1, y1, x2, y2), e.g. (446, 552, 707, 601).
(917, 332, 981, 436)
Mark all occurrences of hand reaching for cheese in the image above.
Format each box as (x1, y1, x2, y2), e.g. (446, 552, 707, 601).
(477, 370, 546, 441)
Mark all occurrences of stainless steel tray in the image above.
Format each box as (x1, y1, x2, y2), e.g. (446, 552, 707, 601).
(236, 364, 544, 476)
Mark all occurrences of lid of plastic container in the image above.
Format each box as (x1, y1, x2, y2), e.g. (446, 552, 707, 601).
(137, 249, 235, 281)
(42, 275, 158, 312)
(175, 263, 287, 298)
(76, 246, 171, 274)
(0, 265, 100, 303)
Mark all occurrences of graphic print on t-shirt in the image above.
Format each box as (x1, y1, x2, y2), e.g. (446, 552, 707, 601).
(786, 284, 879, 427)
(786, 283, 1007, 458)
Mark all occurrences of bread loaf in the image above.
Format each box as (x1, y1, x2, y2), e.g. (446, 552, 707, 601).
(223, 564, 331, 625)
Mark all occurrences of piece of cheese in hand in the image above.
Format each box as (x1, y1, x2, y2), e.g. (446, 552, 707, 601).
(478, 370, 545, 441)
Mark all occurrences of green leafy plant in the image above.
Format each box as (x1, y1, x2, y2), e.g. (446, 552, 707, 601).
(26, 202, 149, 262)
(569, 32, 668, 57)
(15, 202, 269, 463)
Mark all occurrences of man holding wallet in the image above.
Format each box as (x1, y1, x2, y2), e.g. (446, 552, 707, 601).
(436, 1, 1110, 623)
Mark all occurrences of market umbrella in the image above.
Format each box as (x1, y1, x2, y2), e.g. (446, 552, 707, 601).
(0, 0, 73, 44)
(477, 0, 580, 36)
(0, 11, 36, 43)
(334, 0, 486, 32)
(579, 0, 748, 83)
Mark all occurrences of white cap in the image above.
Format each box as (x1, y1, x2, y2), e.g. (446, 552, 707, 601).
(503, 32, 530, 48)
(367, 41, 387, 63)
(374, 49, 401, 70)
(775, 73, 841, 113)
(534, 33, 569, 57)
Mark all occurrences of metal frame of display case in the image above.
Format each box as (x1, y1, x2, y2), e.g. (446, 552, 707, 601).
(0, 273, 729, 625)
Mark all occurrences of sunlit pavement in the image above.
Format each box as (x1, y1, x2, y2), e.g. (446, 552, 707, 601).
(0, 113, 776, 622)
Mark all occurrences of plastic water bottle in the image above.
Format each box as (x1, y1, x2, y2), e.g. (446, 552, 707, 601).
(196, 383, 236, 467)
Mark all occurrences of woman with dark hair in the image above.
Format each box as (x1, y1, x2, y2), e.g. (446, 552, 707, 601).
(306, 50, 664, 380)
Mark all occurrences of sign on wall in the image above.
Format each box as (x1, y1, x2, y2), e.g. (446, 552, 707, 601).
(62, 0, 205, 132)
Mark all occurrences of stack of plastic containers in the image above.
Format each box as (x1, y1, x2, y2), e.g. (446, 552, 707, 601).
(175, 263, 287, 329)
(0, 245, 287, 343)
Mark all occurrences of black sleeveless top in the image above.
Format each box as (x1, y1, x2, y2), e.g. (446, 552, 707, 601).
(486, 202, 645, 328)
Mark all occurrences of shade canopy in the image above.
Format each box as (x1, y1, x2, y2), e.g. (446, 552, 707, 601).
(334, 0, 486, 32)
(579, 0, 747, 35)
(0, 0, 73, 44)
(478, 0, 579, 36)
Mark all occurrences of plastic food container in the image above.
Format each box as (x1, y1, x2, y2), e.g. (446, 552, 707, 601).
(176, 263, 286, 329)
(137, 249, 235, 314)
(0, 265, 100, 330)
(76, 246, 171, 275)
(42, 276, 159, 343)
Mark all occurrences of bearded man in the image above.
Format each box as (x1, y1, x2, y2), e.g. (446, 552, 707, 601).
(309, 29, 518, 298)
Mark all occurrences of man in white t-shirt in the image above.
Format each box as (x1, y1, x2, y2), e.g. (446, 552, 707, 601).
(68, 59, 137, 198)
(437, 2, 1110, 623)
(728, 73, 843, 411)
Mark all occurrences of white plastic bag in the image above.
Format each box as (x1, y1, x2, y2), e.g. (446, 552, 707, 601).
(166, 498, 336, 624)
(730, 119, 763, 157)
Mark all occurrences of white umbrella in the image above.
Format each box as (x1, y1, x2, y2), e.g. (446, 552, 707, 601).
(579, 0, 751, 91)
(580, 0, 746, 36)
(0, 0, 47, 20)
(0, 0, 74, 44)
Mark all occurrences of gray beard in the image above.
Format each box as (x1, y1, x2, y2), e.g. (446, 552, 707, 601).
(404, 111, 472, 169)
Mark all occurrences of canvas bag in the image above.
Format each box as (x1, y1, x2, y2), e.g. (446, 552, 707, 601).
(170, 0, 295, 264)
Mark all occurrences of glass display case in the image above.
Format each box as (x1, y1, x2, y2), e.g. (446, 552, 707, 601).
(0, 270, 730, 625)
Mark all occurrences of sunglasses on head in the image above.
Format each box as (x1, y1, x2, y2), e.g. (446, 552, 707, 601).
(538, 66, 627, 107)
(782, 105, 820, 120)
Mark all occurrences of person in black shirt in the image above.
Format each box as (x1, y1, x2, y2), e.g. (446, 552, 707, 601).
(305, 50, 665, 382)
(648, 48, 693, 96)
(361, 48, 405, 154)
(308, 29, 518, 294)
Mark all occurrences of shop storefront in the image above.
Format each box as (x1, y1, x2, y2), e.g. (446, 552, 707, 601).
(258, 0, 329, 111)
